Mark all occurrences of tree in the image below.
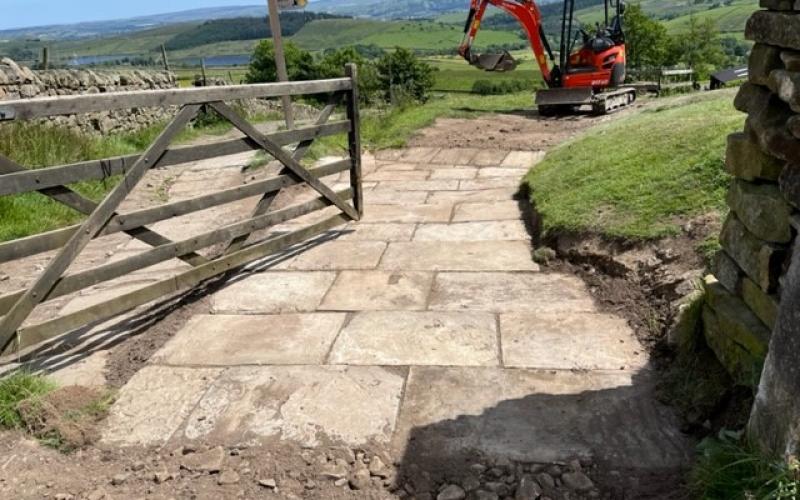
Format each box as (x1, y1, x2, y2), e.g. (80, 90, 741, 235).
(623, 3, 672, 69)
(316, 47, 382, 105)
(671, 16, 726, 78)
(375, 48, 436, 104)
(245, 39, 318, 84)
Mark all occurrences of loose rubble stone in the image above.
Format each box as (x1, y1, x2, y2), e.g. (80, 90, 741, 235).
(462, 476, 481, 492)
(725, 132, 785, 182)
(535, 473, 555, 489)
(561, 471, 594, 491)
(217, 470, 240, 485)
(258, 478, 277, 489)
(110, 474, 128, 486)
(515, 475, 543, 499)
(369, 456, 389, 478)
(320, 460, 349, 480)
(350, 468, 372, 490)
(471, 491, 499, 500)
(719, 214, 786, 292)
(180, 446, 225, 473)
(438, 484, 467, 500)
(727, 179, 793, 243)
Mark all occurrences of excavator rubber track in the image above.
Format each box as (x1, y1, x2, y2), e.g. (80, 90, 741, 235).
(535, 86, 636, 116)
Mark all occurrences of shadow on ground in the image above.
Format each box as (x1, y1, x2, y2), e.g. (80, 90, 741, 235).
(394, 367, 693, 499)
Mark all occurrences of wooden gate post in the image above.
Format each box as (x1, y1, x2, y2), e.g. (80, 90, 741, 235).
(345, 63, 363, 219)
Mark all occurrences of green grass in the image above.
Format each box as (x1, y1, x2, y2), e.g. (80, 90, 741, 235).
(290, 18, 520, 53)
(692, 431, 800, 499)
(0, 118, 235, 242)
(425, 56, 542, 92)
(524, 90, 743, 240)
(0, 372, 56, 429)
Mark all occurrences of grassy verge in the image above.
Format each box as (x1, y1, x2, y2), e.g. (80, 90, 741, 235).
(692, 431, 800, 499)
(0, 372, 114, 451)
(0, 115, 236, 242)
(524, 90, 743, 240)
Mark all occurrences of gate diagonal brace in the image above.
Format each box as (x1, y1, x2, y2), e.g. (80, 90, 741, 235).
(209, 101, 360, 223)
(0, 155, 209, 268)
(0, 104, 203, 352)
(225, 93, 344, 254)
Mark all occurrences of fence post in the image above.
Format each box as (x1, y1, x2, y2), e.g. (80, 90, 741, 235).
(201, 58, 208, 87)
(344, 63, 363, 219)
(161, 44, 171, 72)
(41, 47, 49, 70)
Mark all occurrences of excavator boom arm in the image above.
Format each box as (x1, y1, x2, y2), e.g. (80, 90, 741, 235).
(459, 0, 554, 85)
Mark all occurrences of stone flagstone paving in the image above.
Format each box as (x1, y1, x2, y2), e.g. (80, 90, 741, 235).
(102, 147, 690, 470)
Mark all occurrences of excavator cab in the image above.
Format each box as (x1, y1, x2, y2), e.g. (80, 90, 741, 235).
(459, 0, 636, 114)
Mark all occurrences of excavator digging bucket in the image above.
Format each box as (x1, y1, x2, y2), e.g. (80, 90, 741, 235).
(471, 51, 518, 72)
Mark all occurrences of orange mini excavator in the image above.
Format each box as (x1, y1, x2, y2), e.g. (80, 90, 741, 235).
(459, 0, 636, 115)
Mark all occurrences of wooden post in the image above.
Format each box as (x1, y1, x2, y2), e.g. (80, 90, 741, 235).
(160, 44, 171, 72)
(41, 47, 49, 70)
(344, 63, 363, 219)
(267, 0, 294, 129)
(200, 58, 208, 87)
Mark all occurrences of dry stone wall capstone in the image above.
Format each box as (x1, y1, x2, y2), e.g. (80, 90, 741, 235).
(704, 0, 800, 456)
(0, 58, 177, 134)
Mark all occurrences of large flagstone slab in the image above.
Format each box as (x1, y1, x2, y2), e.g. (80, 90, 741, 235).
(380, 241, 537, 272)
(329, 311, 499, 366)
(102, 366, 222, 445)
(413, 221, 529, 241)
(211, 272, 336, 314)
(319, 271, 434, 311)
(153, 313, 347, 366)
(182, 365, 406, 446)
(500, 312, 647, 371)
(392, 366, 691, 468)
(429, 272, 596, 313)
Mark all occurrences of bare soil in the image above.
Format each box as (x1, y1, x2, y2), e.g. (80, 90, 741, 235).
(407, 111, 621, 151)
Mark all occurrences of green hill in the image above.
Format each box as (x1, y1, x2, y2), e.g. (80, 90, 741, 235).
(290, 18, 521, 52)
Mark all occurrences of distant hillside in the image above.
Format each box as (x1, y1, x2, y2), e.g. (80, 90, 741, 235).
(164, 12, 346, 51)
(0, 5, 264, 41)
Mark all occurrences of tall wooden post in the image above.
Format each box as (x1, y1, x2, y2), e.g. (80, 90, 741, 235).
(268, 0, 294, 129)
(41, 47, 49, 70)
(200, 58, 208, 87)
(160, 44, 171, 72)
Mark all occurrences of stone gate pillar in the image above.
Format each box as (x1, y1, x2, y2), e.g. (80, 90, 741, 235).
(727, 1, 800, 456)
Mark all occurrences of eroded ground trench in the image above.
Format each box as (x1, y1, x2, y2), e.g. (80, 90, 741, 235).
(0, 107, 692, 500)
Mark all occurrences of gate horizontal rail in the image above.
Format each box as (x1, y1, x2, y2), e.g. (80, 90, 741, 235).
(0, 64, 363, 355)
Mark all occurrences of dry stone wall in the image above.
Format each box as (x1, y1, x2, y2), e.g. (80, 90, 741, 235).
(703, 1, 800, 456)
(0, 58, 177, 134)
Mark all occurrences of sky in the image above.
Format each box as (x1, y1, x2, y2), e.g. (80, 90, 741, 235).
(0, 0, 268, 30)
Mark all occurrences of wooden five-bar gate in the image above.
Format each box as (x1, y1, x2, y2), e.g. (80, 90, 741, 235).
(0, 64, 363, 355)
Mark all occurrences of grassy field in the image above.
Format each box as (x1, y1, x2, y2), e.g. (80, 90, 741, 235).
(291, 18, 519, 52)
(525, 89, 742, 240)
(424, 54, 542, 92)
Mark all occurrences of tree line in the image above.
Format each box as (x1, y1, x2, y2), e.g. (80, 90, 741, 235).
(164, 12, 347, 52)
(245, 41, 436, 106)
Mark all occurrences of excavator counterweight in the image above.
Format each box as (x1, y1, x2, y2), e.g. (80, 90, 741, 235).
(459, 0, 636, 115)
